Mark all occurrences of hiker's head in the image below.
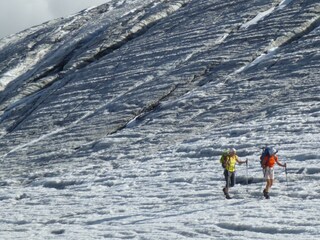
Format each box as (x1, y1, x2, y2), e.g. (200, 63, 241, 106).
(229, 148, 236, 155)
(268, 147, 277, 155)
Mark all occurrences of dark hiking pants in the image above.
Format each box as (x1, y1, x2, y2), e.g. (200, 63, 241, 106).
(224, 170, 235, 188)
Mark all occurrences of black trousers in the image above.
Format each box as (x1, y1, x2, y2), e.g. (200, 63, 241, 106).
(224, 170, 235, 188)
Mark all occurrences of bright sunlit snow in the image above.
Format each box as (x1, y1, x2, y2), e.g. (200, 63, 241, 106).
(0, 0, 319, 239)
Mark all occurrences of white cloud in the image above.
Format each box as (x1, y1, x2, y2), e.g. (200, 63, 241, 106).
(0, 0, 108, 39)
(46, 0, 108, 16)
(0, 0, 51, 38)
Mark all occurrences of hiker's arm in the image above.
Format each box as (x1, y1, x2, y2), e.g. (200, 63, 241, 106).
(276, 159, 286, 168)
(236, 158, 247, 164)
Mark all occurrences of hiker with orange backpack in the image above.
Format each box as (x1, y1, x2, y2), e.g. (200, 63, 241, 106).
(260, 147, 286, 199)
(220, 148, 247, 199)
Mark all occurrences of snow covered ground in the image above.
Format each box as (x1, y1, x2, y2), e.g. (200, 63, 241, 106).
(0, 0, 319, 239)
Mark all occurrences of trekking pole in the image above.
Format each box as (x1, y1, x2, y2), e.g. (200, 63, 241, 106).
(283, 157, 288, 188)
(261, 168, 266, 192)
(227, 170, 230, 190)
(246, 158, 248, 186)
(285, 165, 288, 188)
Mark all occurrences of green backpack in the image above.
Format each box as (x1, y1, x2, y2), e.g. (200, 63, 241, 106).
(220, 150, 230, 169)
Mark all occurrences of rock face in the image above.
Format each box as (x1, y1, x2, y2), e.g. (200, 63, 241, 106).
(0, 0, 319, 239)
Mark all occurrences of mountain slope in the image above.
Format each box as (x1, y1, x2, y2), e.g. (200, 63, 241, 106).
(0, 0, 319, 239)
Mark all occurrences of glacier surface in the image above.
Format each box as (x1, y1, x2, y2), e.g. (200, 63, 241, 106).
(0, 0, 319, 239)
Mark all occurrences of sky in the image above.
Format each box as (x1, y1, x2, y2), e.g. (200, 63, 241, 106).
(0, 0, 109, 39)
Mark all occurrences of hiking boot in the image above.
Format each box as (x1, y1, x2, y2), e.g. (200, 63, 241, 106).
(223, 187, 228, 195)
(225, 193, 232, 199)
(263, 189, 270, 199)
